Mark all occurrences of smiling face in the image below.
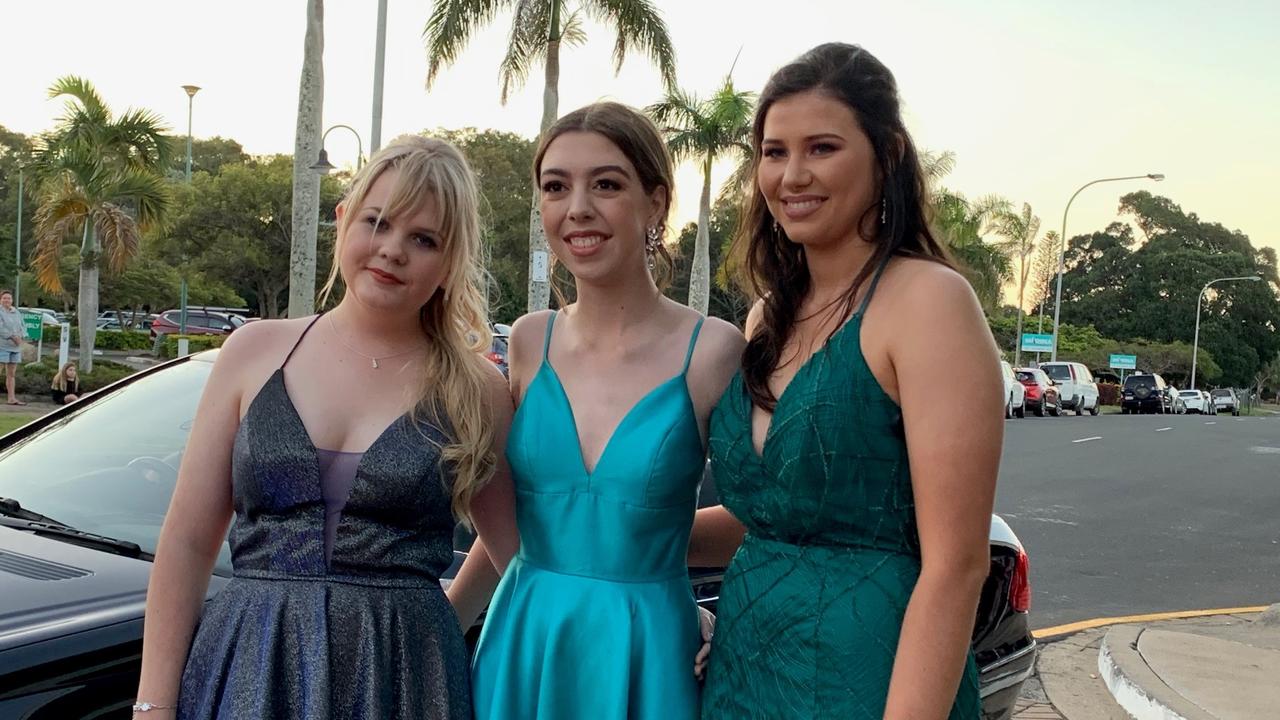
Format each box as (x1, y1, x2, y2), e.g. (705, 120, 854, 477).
(538, 130, 666, 285)
(0, 292, 11, 309)
(757, 89, 880, 249)
(336, 168, 451, 315)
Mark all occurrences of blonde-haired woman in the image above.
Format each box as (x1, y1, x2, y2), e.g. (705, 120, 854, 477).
(134, 135, 518, 720)
(50, 361, 80, 404)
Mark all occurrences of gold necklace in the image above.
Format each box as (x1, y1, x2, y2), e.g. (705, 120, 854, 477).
(326, 313, 427, 369)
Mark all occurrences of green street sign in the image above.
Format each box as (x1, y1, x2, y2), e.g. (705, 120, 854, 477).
(1020, 333, 1055, 353)
(20, 313, 42, 342)
(1109, 353, 1137, 370)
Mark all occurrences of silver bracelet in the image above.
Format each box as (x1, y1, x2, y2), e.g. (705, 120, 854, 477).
(132, 701, 178, 712)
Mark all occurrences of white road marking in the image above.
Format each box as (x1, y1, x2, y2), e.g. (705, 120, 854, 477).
(1073, 436, 1102, 444)
(1156, 427, 1172, 432)
(1027, 517, 1079, 526)
(1250, 446, 1280, 455)
(1205, 421, 1217, 425)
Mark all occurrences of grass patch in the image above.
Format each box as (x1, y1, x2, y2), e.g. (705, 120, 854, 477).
(0, 412, 41, 436)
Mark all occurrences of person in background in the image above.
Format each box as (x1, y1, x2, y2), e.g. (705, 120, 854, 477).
(50, 362, 80, 405)
(0, 290, 27, 406)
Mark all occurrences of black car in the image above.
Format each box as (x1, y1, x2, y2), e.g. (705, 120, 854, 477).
(0, 352, 1035, 719)
(1121, 372, 1173, 414)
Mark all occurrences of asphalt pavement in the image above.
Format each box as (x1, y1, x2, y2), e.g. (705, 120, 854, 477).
(994, 410, 1280, 630)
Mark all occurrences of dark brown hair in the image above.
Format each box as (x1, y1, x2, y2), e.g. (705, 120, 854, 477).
(533, 102, 675, 296)
(739, 42, 954, 411)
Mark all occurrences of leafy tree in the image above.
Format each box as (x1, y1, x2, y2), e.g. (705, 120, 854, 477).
(0, 126, 35, 295)
(433, 128, 537, 325)
(29, 76, 172, 371)
(164, 136, 250, 178)
(668, 197, 748, 326)
(425, 0, 678, 312)
(987, 202, 1040, 364)
(648, 73, 754, 313)
(930, 187, 1011, 311)
(1057, 192, 1279, 386)
(157, 155, 341, 318)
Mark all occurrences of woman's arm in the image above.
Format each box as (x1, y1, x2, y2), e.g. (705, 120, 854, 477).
(688, 505, 746, 567)
(882, 266, 1002, 720)
(133, 330, 259, 714)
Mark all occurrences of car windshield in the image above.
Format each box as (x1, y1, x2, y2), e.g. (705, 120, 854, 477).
(1179, 390, 1200, 397)
(1123, 375, 1153, 388)
(1042, 365, 1071, 381)
(1210, 389, 1232, 397)
(0, 357, 231, 573)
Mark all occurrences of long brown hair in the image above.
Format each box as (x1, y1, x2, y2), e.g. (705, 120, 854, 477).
(319, 135, 494, 525)
(533, 102, 676, 300)
(738, 43, 955, 411)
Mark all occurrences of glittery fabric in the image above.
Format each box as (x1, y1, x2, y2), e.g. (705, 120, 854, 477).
(470, 314, 705, 719)
(700, 263, 981, 720)
(178, 370, 471, 720)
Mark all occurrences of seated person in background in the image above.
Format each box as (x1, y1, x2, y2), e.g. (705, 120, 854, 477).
(50, 362, 80, 405)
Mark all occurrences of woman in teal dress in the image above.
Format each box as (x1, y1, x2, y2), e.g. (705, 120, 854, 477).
(447, 102, 744, 719)
(694, 43, 1005, 719)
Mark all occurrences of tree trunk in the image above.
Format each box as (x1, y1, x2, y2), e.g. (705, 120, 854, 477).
(1014, 247, 1029, 366)
(288, 0, 325, 318)
(688, 158, 713, 315)
(527, 0, 562, 313)
(77, 222, 99, 373)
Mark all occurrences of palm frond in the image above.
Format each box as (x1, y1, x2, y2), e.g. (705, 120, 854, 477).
(105, 108, 173, 170)
(108, 167, 172, 231)
(586, 0, 678, 90)
(32, 191, 88, 294)
(497, 0, 547, 104)
(919, 149, 956, 187)
(560, 7, 588, 46)
(646, 88, 703, 131)
(95, 204, 142, 273)
(424, 0, 514, 89)
(48, 76, 109, 127)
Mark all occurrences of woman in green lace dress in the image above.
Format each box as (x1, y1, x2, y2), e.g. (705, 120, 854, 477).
(692, 43, 1004, 719)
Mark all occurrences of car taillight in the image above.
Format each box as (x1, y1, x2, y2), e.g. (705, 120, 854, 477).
(1009, 550, 1031, 612)
(484, 352, 503, 364)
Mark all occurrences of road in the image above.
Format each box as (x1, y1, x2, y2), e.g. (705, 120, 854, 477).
(996, 410, 1280, 629)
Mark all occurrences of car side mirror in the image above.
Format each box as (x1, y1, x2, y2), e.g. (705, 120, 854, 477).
(221, 324, 233, 332)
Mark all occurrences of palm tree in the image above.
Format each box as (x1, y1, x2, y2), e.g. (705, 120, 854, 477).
(424, 0, 678, 312)
(987, 203, 1041, 364)
(31, 76, 171, 372)
(289, 0, 325, 317)
(647, 74, 754, 314)
(930, 187, 1012, 312)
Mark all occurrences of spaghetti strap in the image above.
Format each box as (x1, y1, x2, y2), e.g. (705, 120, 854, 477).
(541, 311, 559, 363)
(281, 313, 326, 370)
(854, 254, 894, 317)
(680, 317, 706, 374)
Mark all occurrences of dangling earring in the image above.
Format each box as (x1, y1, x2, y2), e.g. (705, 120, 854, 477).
(645, 225, 660, 271)
(773, 220, 781, 236)
(879, 197, 887, 225)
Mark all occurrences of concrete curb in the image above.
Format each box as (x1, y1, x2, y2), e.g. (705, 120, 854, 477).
(1097, 625, 1213, 720)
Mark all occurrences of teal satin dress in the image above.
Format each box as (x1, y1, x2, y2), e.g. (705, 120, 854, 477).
(472, 312, 706, 719)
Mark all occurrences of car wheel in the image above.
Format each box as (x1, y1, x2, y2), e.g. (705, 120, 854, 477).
(1075, 396, 1085, 416)
(1089, 401, 1100, 416)
(1049, 404, 1060, 417)
(1035, 398, 1046, 417)
(1005, 397, 1012, 419)
(1015, 400, 1026, 418)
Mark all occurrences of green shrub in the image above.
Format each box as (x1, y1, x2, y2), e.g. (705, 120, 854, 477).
(14, 357, 138, 396)
(40, 327, 153, 351)
(158, 334, 227, 359)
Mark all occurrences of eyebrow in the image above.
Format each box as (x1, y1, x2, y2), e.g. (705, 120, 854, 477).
(761, 133, 846, 144)
(540, 165, 633, 179)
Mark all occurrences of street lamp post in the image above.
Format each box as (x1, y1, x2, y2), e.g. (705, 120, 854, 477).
(1050, 173, 1164, 361)
(311, 125, 365, 173)
(1190, 275, 1262, 389)
(179, 85, 201, 337)
(370, 0, 388, 154)
(13, 167, 22, 308)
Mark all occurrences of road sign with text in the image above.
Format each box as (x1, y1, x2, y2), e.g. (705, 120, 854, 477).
(1109, 354, 1137, 370)
(1020, 333, 1055, 353)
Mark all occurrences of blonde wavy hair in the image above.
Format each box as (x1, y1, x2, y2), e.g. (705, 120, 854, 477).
(51, 362, 77, 392)
(320, 134, 494, 525)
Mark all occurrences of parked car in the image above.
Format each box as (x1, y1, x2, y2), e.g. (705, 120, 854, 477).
(149, 309, 247, 338)
(1015, 368, 1060, 417)
(1166, 386, 1186, 415)
(1038, 361, 1099, 416)
(1121, 373, 1173, 414)
(1179, 389, 1211, 414)
(0, 351, 1037, 719)
(486, 330, 510, 377)
(1000, 361, 1026, 419)
(1210, 388, 1240, 416)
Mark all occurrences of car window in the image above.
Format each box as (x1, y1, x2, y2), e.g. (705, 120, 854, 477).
(229, 315, 247, 327)
(1179, 390, 1199, 397)
(1210, 389, 1231, 397)
(1042, 365, 1071, 382)
(1123, 375, 1152, 388)
(163, 311, 181, 324)
(0, 358, 231, 573)
(1015, 371, 1035, 382)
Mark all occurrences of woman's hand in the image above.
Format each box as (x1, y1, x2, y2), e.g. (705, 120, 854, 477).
(694, 606, 716, 679)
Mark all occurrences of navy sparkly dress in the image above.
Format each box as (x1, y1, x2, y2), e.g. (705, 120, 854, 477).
(178, 316, 471, 719)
